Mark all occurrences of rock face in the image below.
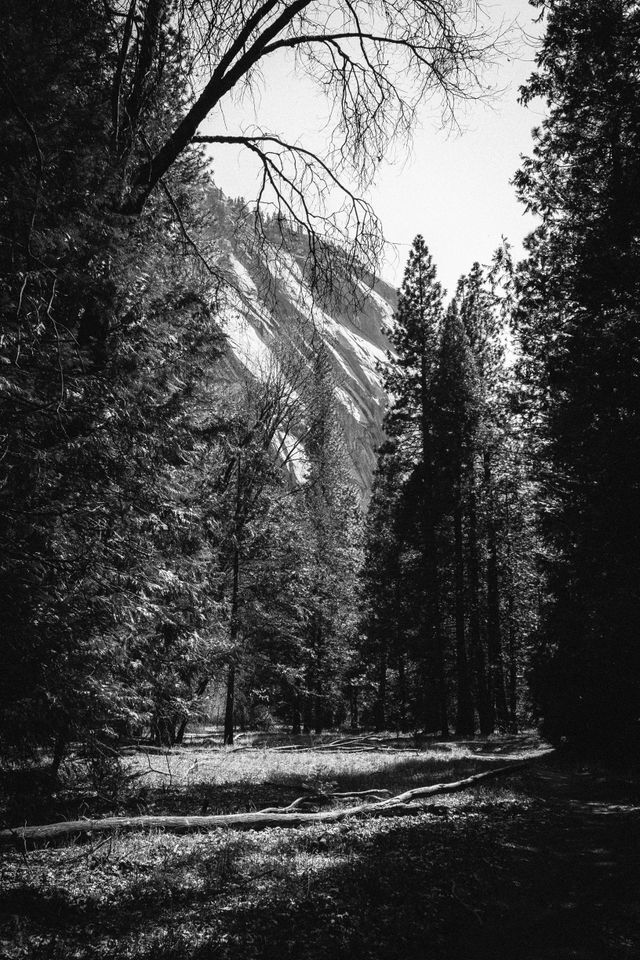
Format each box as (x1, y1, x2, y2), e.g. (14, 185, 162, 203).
(208, 191, 396, 501)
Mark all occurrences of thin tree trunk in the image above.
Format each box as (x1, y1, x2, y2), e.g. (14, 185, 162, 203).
(433, 615, 448, 737)
(416, 254, 448, 738)
(123, 0, 163, 142)
(397, 652, 408, 732)
(349, 686, 359, 731)
(454, 473, 475, 736)
(468, 485, 492, 734)
(506, 584, 519, 732)
(291, 693, 301, 735)
(51, 725, 68, 781)
(484, 453, 508, 729)
(313, 693, 324, 735)
(373, 648, 387, 731)
(223, 664, 235, 746)
(174, 718, 188, 745)
(302, 692, 313, 734)
(421, 407, 448, 734)
(223, 544, 240, 746)
(313, 713, 324, 735)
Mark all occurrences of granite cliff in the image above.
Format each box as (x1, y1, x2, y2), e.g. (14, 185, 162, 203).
(207, 191, 396, 500)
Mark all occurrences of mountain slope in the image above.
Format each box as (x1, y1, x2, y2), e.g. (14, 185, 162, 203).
(207, 191, 395, 500)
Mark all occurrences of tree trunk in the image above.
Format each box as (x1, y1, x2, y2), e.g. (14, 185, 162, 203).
(433, 616, 448, 737)
(313, 695, 324, 735)
(468, 485, 492, 734)
(349, 686, 359, 731)
(223, 663, 235, 746)
(174, 718, 188, 745)
(302, 689, 313, 735)
(291, 693, 301, 735)
(373, 649, 387, 731)
(454, 476, 475, 736)
(421, 427, 448, 737)
(122, 0, 163, 148)
(50, 726, 68, 781)
(152, 717, 175, 747)
(397, 652, 408, 732)
(417, 268, 448, 738)
(223, 543, 240, 746)
(484, 453, 508, 729)
(506, 584, 519, 732)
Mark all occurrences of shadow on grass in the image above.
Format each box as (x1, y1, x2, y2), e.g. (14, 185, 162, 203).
(3, 757, 640, 960)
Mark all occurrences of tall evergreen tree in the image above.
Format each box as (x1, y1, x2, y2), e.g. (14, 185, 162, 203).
(360, 440, 407, 731)
(384, 236, 448, 735)
(299, 345, 362, 734)
(434, 301, 479, 736)
(515, 0, 640, 748)
(456, 263, 510, 731)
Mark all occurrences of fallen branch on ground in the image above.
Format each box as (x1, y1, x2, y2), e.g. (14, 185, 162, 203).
(258, 788, 393, 813)
(0, 755, 551, 846)
(268, 734, 384, 752)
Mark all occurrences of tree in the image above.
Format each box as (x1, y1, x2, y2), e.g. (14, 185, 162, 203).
(361, 243, 539, 739)
(359, 440, 407, 731)
(0, 0, 226, 768)
(515, 0, 640, 749)
(384, 236, 448, 735)
(455, 262, 510, 730)
(297, 344, 362, 734)
(434, 300, 479, 736)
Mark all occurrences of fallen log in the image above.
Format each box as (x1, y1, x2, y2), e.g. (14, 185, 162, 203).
(0, 756, 548, 847)
(269, 734, 385, 753)
(258, 788, 393, 814)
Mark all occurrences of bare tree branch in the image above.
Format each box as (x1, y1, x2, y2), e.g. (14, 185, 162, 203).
(119, 0, 500, 215)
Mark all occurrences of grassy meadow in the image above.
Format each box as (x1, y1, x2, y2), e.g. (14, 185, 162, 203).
(2, 733, 639, 960)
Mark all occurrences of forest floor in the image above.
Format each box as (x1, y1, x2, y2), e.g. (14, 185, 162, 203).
(1, 731, 639, 959)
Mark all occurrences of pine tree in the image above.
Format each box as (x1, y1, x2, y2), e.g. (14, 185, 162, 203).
(384, 236, 448, 735)
(298, 345, 362, 734)
(434, 301, 480, 736)
(360, 440, 407, 731)
(456, 263, 510, 731)
(515, 0, 640, 749)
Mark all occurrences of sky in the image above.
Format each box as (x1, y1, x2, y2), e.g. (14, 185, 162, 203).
(204, 0, 545, 296)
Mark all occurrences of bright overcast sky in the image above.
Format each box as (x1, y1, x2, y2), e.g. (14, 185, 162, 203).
(205, 0, 545, 296)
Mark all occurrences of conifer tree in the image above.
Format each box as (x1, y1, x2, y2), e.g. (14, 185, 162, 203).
(384, 236, 448, 735)
(299, 345, 361, 734)
(434, 301, 479, 736)
(456, 263, 509, 731)
(515, 0, 640, 748)
(360, 440, 407, 731)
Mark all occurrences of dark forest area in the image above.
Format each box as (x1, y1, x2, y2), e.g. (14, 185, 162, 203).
(2, 1, 640, 958)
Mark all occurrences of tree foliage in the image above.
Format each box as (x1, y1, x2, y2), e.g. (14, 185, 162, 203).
(515, 0, 640, 749)
(359, 240, 538, 736)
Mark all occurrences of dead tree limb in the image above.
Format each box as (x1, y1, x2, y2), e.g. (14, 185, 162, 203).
(268, 734, 383, 752)
(258, 788, 392, 813)
(0, 758, 547, 846)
